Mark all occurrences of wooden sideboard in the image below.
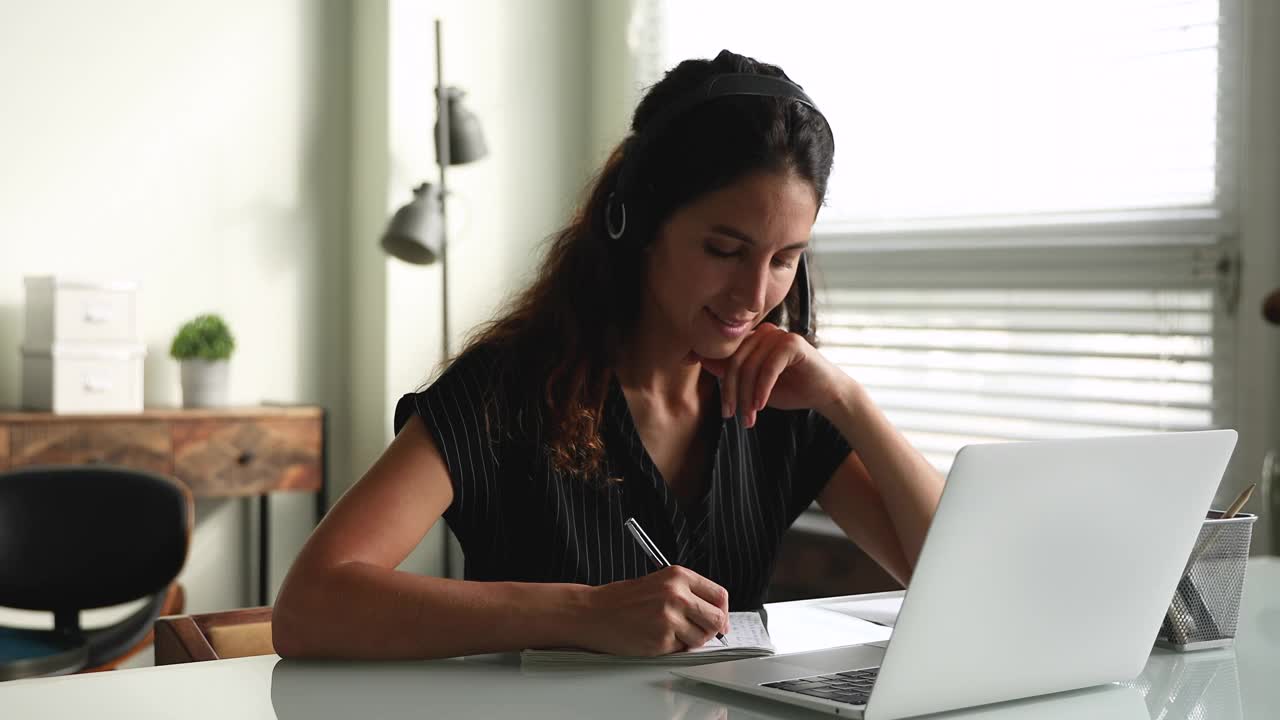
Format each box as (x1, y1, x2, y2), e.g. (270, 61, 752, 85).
(0, 405, 327, 606)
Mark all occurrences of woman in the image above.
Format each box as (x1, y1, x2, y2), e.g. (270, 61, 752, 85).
(274, 50, 942, 660)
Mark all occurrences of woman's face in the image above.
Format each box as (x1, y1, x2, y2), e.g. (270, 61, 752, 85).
(643, 170, 818, 360)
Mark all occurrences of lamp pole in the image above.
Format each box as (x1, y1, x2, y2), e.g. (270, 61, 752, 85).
(434, 19, 457, 581)
(378, 17, 487, 581)
(435, 18, 451, 360)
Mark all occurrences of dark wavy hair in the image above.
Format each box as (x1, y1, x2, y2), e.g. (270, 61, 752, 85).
(453, 49, 835, 479)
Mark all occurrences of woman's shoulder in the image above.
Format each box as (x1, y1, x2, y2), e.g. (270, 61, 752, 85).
(442, 342, 507, 379)
(394, 342, 534, 435)
(435, 341, 532, 390)
(395, 345, 498, 425)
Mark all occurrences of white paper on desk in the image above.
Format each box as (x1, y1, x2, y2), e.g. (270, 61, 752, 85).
(823, 597, 904, 628)
(521, 612, 773, 666)
(765, 606, 892, 656)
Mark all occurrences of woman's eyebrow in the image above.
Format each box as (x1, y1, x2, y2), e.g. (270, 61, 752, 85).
(710, 224, 755, 244)
(709, 224, 809, 252)
(711, 222, 808, 253)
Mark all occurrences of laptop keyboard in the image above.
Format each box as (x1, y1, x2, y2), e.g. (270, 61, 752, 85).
(761, 667, 880, 707)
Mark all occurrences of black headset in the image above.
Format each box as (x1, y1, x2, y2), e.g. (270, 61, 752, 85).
(605, 73, 827, 338)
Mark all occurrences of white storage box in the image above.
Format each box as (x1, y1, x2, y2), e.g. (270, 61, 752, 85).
(21, 343, 146, 414)
(24, 276, 140, 347)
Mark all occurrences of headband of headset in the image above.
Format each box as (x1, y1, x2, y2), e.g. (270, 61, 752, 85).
(606, 73, 825, 241)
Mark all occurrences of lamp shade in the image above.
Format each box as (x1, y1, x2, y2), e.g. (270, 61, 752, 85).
(380, 183, 442, 265)
(436, 86, 488, 165)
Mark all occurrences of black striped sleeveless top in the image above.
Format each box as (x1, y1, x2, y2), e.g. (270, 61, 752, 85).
(393, 347, 852, 610)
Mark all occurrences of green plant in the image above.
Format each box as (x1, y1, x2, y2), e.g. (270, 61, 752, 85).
(170, 313, 236, 361)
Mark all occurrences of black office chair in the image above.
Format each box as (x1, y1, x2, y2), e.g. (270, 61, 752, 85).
(0, 465, 192, 681)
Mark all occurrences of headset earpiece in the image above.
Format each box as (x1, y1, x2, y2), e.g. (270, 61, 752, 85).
(605, 192, 626, 240)
(793, 252, 811, 338)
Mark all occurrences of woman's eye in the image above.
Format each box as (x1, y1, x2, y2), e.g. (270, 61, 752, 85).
(704, 242, 740, 258)
(772, 256, 797, 270)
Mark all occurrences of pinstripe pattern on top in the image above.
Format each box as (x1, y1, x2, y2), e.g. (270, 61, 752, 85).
(392, 346, 852, 610)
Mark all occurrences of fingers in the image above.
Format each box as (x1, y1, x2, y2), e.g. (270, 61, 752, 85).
(679, 566, 729, 608)
(595, 566, 732, 656)
(735, 339, 772, 428)
(678, 567, 731, 634)
(734, 326, 787, 427)
(753, 344, 793, 418)
(673, 617, 714, 651)
(719, 324, 776, 420)
(684, 594, 728, 639)
(718, 333, 755, 419)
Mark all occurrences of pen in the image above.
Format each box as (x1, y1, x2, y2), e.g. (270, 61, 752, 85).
(624, 517, 728, 646)
(1221, 483, 1256, 518)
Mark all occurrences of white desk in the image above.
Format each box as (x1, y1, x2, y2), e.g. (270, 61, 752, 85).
(2, 558, 1276, 719)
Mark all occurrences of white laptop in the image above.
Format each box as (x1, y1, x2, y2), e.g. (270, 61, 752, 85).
(673, 430, 1238, 720)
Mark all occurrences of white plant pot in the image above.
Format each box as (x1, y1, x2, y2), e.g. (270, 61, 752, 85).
(180, 359, 230, 408)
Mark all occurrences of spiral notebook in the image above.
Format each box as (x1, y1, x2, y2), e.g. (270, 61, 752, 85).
(520, 611, 774, 667)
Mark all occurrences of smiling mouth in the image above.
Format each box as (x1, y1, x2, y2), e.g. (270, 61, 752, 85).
(707, 308, 753, 329)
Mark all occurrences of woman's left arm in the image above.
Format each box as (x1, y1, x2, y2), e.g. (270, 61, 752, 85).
(816, 380, 944, 583)
(705, 322, 945, 583)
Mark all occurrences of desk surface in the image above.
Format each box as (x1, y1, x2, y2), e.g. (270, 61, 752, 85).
(3, 558, 1277, 719)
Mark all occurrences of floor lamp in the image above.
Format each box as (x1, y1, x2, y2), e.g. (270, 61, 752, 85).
(380, 18, 487, 579)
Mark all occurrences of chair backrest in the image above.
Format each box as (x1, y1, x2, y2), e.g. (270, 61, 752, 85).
(0, 465, 192, 612)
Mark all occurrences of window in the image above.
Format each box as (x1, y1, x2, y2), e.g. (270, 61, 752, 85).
(637, 0, 1239, 478)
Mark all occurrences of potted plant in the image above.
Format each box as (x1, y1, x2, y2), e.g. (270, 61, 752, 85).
(170, 313, 235, 408)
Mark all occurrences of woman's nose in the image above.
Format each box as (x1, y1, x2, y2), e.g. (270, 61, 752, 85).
(729, 261, 770, 312)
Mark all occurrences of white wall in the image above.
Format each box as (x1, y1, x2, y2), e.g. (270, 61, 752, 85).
(589, 0, 648, 165)
(0, 0, 352, 617)
(0, 0, 595, 657)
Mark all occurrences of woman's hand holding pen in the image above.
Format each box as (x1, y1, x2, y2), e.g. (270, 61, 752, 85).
(580, 566, 730, 656)
(698, 321, 852, 428)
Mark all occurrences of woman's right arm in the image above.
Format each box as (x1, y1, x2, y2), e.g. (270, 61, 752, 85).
(272, 415, 729, 660)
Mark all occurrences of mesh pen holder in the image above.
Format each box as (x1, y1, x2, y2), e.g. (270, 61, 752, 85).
(1156, 511, 1256, 651)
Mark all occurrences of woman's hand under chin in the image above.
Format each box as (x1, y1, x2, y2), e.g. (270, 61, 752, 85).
(696, 322, 852, 427)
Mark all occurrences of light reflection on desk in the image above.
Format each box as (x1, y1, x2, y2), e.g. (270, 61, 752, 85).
(1124, 648, 1241, 720)
(267, 653, 1185, 720)
(268, 656, 768, 720)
